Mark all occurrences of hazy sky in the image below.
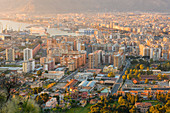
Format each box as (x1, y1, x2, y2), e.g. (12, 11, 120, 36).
(0, 0, 169, 14)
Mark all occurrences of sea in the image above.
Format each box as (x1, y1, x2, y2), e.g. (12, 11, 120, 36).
(0, 20, 80, 36)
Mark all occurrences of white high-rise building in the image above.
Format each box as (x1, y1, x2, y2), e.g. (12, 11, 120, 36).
(23, 59, 35, 73)
(153, 48, 161, 61)
(114, 54, 122, 68)
(150, 48, 154, 59)
(29, 59, 35, 71)
(23, 61, 30, 73)
(6, 48, 15, 62)
(23, 48, 33, 61)
(77, 41, 81, 52)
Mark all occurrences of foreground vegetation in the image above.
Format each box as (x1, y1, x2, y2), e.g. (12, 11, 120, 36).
(66, 103, 92, 113)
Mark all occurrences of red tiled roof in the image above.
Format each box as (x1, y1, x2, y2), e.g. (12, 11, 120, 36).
(64, 79, 78, 88)
(135, 102, 152, 107)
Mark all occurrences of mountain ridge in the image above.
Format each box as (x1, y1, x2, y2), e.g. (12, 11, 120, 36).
(0, 0, 169, 14)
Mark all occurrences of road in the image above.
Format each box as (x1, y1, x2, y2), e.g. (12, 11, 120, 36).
(58, 62, 89, 83)
(59, 70, 78, 82)
(111, 60, 131, 94)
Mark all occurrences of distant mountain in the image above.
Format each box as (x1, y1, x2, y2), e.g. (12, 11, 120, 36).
(0, 0, 169, 14)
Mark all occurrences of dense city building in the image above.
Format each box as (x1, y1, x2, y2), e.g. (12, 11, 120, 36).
(6, 48, 15, 64)
(0, 10, 169, 113)
(23, 48, 33, 61)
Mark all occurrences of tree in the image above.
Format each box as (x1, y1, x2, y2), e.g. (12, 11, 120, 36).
(135, 64, 140, 69)
(117, 105, 129, 113)
(127, 74, 132, 80)
(93, 73, 97, 79)
(146, 67, 150, 75)
(137, 73, 141, 79)
(129, 106, 136, 113)
(122, 75, 126, 82)
(108, 72, 115, 77)
(152, 80, 156, 84)
(131, 95, 135, 104)
(134, 70, 138, 76)
(52, 104, 62, 112)
(33, 76, 36, 81)
(125, 70, 128, 75)
(150, 58, 153, 64)
(0, 77, 21, 102)
(37, 70, 42, 76)
(45, 70, 48, 73)
(1, 96, 40, 113)
(165, 100, 170, 112)
(145, 79, 149, 84)
(32, 87, 43, 94)
(118, 96, 126, 105)
(130, 69, 133, 74)
(131, 60, 138, 64)
(67, 71, 70, 75)
(149, 106, 156, 113)
(46, 83, 55, 89)
(140, 64, 144, 70)
(157, 74, 162, 81)
(135, 95, 139, 102)
(36, 93, 49, 104)
(127, 74, 130, 80)
(162, 74, 168, 80)
(54, 95, 60, 104)
(112, 104, 116, 110)
(0, 92, 6, 108)
(97, 91, 101, 94)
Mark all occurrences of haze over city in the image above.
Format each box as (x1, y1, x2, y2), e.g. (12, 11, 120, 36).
(0, 0, 170, 14)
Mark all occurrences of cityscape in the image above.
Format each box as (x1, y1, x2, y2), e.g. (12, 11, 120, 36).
(0, 1, 169, 113)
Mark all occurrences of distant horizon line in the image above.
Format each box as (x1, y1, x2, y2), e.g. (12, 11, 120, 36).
(0, 11, 170, 16)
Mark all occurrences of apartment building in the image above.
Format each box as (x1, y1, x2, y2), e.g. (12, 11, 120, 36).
(88, 50, 102, 69)
(23, 48, 33, 61)
(23, 59, 35, 73)
(6, 48, 15, 64)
